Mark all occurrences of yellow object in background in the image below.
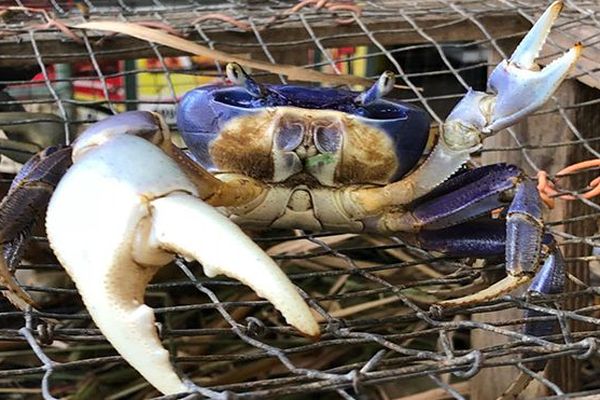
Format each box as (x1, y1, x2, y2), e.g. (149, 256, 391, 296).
(137, 57, 216, 124)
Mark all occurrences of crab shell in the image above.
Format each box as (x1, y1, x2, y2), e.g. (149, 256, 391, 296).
(177, 84, 431, 186)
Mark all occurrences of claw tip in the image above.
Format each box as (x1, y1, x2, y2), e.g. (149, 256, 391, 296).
(550, 1, 564, 14)
(302, 330, 322, 342)
(569, 42, 583, 62)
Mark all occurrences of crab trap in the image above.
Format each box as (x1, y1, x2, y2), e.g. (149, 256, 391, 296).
(0, 1, 600, 399)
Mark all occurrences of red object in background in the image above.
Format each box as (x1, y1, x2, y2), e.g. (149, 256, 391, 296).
(333, 47, 356, 70)
(32, 60, 125, 101)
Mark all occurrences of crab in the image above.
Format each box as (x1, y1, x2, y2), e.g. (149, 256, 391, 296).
(0, 1, 581, 396)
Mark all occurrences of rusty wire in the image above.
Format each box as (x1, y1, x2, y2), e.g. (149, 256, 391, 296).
(0, 0, 600, 399)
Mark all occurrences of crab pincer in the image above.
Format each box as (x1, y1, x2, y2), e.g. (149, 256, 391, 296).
(0, 111, 319, 396)
(485, 2, 581, 133)
(447, 1, 581, 139)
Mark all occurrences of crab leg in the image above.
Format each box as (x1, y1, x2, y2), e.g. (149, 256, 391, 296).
(382, 164, 520, 232)
(405, 220, 557, 304)
(349, 1, 580, 214)
(375, 163, 547, 306)
(403, 221, 564, 372)
(523, 248, 565, 366)
(0, 146, 72, 309)
(46, 128, 318, 395)
(436, 177, 545, 307)
(413, 218, 565, 397)
(409, 220, 507, 256)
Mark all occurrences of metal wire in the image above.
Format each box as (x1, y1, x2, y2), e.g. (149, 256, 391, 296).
(0, 1, 599, 399)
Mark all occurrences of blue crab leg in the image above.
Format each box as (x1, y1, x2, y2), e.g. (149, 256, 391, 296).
(496, 249, 566, 399)
(524, 247, 565, 336)
(354, 71, 395, 106)
(446, 179, 544, 306)
(406, 221, 563, 323)
(426, 227, 565, 375)
(411, 220, 555, 260)
(0, 146, 72, 310)
(387, 164, 520, 231)
(376, 163, 547, 306)
(407, 223, 564, 361)
(418, 226, 564, 298)
(411, 222, 564, 397)
(516, 247, 565, 381)
(411, 219, 507, 256)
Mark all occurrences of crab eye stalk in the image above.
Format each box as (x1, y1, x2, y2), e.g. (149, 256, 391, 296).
(355, 71, 396, 106)
(226, 62, 267, 98)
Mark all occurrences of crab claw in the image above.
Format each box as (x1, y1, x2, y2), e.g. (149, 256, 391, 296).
(443, 1, 581, 151)
(485, 1, 581, 133)
(46, 133, 319, 395)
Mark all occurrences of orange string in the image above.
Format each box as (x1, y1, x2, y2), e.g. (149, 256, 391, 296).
(191, 14, 252, 31)
(191, 1, 362, 31)
(326, 4, 363, 25)
(0, 6, 83, 43)
(537, 159, 600, 209)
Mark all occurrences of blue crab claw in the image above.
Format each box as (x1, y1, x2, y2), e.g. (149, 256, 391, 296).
(45, 132, 319, 395)
(485, 1, 581, 133)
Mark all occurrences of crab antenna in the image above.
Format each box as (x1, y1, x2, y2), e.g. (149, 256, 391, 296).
(355, 71, 395, 105)
(226, 62, 266, 98)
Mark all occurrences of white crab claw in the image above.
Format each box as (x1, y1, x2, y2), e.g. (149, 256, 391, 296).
(46, 134, 319, 395)
(509, 1, 563, 70)
(149, 193, 319, 337)
(485, 1, 581, 133)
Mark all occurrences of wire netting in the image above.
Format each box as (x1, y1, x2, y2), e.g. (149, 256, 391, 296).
(0, 1, 600, 399)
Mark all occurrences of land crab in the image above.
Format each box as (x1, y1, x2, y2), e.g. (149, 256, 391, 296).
(0, 1, 582, 396)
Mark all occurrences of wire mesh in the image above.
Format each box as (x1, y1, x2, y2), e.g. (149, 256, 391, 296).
(0, 0, 600, 399)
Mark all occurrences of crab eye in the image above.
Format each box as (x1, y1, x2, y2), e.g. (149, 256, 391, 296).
(379, 71, 395, 94)
(276, 123, 304, 151)
(226, 63, 244, 84)
(313, 125, 341, 153)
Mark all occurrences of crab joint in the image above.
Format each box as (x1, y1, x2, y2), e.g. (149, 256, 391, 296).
(46, 133, 318, 395)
